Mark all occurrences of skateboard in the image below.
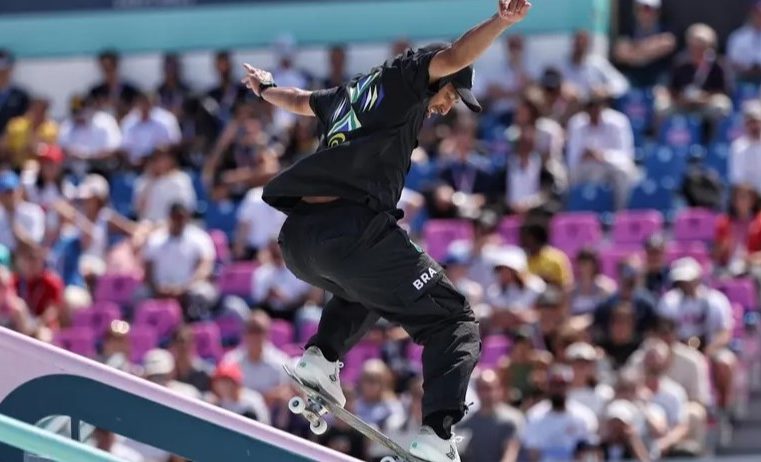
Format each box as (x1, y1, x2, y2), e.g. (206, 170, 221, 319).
(284, 364, 429, 462)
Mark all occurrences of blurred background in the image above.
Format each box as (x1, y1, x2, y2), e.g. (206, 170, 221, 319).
(2, 0, 761, 461)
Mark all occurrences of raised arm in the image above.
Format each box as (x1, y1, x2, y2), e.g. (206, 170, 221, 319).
(241, 64, 314, 116)
(428, 0, 532, 81)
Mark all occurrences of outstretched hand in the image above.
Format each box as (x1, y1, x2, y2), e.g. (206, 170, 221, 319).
(498, 0, 532, 25)
(241, 63, 275, 97)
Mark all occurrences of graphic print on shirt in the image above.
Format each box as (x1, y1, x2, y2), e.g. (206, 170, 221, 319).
(327, 71, 384, 147)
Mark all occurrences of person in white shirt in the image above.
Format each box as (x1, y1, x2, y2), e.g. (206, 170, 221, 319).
(485, 245, 545, 330)
(271, 35, 312, 132)
(120, 92, 181, 166)
(233, 187, 286, 260)
(133, 147, 196, 223)
(511, 89, 565, 161)
(252, 239, 311, 316)
(522, 364, 598, 462)
(562, 30, 630, 101)
(566, 93, 639, 209)
(221, 310, 291, 405)
(657, 257, 736, 411)
(729, 100, 761, 195)
(58, 95, 122, 176)
(142, 202, 217, 319)
(727, 1, 761, 83)
(566, 342, 614, 418)
(0, 170, 44, 251)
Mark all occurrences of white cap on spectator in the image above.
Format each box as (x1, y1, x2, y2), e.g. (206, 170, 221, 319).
(605, 400, 637, 424)
(77, 174, 110, 201)
(636, 0, 661, 8)
(744, 100, 761, 121)
(488, 246, 527, 272)
(566, 342, 598, 361)
(143, 349, 175, 376)
(64, 286, 92, 312)
(669, 257, 702, 282)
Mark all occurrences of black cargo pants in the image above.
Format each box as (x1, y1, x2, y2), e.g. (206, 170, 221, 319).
(278, 200, 481, 421)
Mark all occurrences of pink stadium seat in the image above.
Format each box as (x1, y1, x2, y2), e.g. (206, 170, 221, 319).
(611, 210, 664, 245)
(217, 262, 257, 298)
(665, 242, 711, 272)
(191, 322, 224, 363)
(731, 303, 745, 337)
(407, 343, 424, 368)
(713, 278, 758, 311)
(270, 319, 294, 349)
(209, 229, 231, 264)
(298, 320, 320, 343)
(215, 314, 244, 347)
(71, 301, 122, 338)
(550, 212, 602, 257)
(673, 208, 718, 243)
(480, 335, 511, 369)
(94, 273, 141, 306)
(280, 343, 304, 358)
(133, 299, 183, 340)
(423, 219, 475, 262)
(54, 327, 97, 358)
(498, 215, 523, 246)
(599, 247, 644, 279)
(129, 326, 158, 363)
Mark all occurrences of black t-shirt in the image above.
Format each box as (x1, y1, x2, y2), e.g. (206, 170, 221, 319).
(263, 45, 442, 214)
(670, 54, 729, 95)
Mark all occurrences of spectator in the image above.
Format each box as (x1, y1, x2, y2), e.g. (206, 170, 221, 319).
(0, 49, 29, 135)
(380, 376, 424, 459)
(598, 301, 647, 370)
(141, 348, 201, 398)
(538, 67, 581, 126)
(715, 184, 760, 272)
(566, 91, 639, 210)
(597, 400, 652, 462)
(251, 240, 311, 318)
(208, 361, 270, 424)
(611, 369, 669, 449)
(2, 98, 58, 169)
(467, 210, 503, 289)
(459, 369, 523, 462)
(498, 328, 552, 406)
(142, 202, 217, 320)
(441, 242, 483, 308)
(22, 143, 75, 211)
(156, 53, 190, 117)
(658, 24, 732, 130)
(168, 327, 213, 393)
(0, 265, 34, 336)
(485, 245, 545, 331)
(233, 187, 287, 260)
(355, 359, 406, 433)
(522, 364, 598, 462)
(57, 94, 122, 177)
(206, 50, 248, 126)
(727, 0, 761, 83)
(203, 103, 280, 201)
(322, 44, 349, 89)
(534, 286, 569, 355)
(88, 50, 140, 120)
(13, 243, 63, 330)
(0, 170, 45, 251)
(497, 125, 566, 217)
(566, 342, 613, 418)
(570, 248, 616, 316)
(561, 30, 630, 101)
(640, 339, 692, 456)
(281, 116, 320, 166)
(729, 100, 761, 195)
(643, 233, 670, 295)
(613, 0, 676, 88)
(657, 257, 736, 410)
(509, 88, 565, 161)
(594, 256, 657, 343)
(474, 34, 535, 124)
(133, 148, 196, 223)
(91, 428, 144, 462)
(271, 34, 313, 131)
(222, 310, 291, 405)
(99, 319, 138, 374)
(519, 220, 573, 288)
(120, 92, 181, 167)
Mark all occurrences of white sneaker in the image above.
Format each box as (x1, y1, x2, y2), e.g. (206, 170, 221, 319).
(294, 346, 346, 407)
(409, 426, 461, 462)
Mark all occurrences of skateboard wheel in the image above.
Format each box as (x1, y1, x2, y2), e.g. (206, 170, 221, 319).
(380, 457, 397, 462)
(310, 418, 328, 435)
(288, 397, 306, 415)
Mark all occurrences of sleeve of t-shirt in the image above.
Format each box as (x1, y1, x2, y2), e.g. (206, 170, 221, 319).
(195, 229, 216, 262)
(308, 86, 343, 126)
(386, 47, 440, 101)
(709, 290, 734, 333)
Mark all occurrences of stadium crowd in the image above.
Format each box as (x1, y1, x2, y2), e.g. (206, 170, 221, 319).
(3, 0, 761, 460)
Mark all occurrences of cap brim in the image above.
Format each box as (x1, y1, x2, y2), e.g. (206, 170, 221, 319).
(456, 87, 482, 113)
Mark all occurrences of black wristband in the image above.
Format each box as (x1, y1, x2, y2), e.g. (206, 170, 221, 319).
(259, 82, 278, 96)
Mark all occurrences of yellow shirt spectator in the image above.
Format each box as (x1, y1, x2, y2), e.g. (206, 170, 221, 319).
(3, 99, 58, 168)
(527, 245, 574, 288)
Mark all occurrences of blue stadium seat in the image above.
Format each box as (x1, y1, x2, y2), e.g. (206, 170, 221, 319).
(204, 200, 240, 241)
(628, 179, 675, 215)
(109, 172, 137, 218)
(714, 112, 744, 144)
(405, 160, 436, 192)
(566, 183, 615, 215)
(733, 82, 760, 108)
(643, 144, 688, 189)
(658, 114, 700, 149)
(615, 88, 654, 147)
(704, 143, 730, 181)
(188, 169, 209, 215)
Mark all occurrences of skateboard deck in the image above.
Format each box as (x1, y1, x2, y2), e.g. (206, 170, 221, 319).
(284, 364, 429, 462)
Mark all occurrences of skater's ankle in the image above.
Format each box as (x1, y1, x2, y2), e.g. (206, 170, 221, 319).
(423, 411, 454, 440)
(307, 344, 340, 362)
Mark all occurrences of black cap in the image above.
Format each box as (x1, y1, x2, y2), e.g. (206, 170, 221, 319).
(446, 66, 481, 113)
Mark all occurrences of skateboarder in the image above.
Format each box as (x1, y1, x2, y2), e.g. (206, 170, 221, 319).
(243, 1, 532, 460)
